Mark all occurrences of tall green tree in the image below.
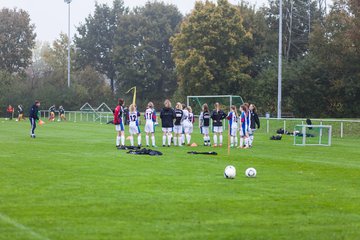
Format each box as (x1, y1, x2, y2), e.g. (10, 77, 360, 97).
(171, 0, 252, 96)
(0, 8, 36, 73)
(308, 0, 360, 117)
(113, 2, 182, 104)
(75, 0, 128, 92)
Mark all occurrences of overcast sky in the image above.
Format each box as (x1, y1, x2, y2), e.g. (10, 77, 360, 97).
(0, 0, 272, 43)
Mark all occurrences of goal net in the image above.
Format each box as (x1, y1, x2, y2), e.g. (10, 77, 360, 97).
(294, 125, 332, 146)
(186, 95, 244, 115)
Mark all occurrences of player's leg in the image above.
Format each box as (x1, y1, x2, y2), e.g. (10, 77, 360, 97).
(120, 123, 125, 146)
(30, 118, 36, 138)
(167, 128, 172, 147)
(137, 127, 141, 147)
(213, 127, 218, 147)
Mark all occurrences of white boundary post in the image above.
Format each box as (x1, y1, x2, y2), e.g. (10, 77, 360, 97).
(340, 121, 343, 138)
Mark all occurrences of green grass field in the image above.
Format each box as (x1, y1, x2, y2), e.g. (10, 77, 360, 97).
(0, 119, 359, 240)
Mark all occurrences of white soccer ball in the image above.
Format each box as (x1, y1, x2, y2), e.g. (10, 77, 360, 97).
(245, 167, 257, 177)
(224, 165, 236, 179)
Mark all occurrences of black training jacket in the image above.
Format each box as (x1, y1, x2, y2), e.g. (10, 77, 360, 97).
(211, 110, 227, 127)
(29, 104, 39, 120)
(160, 107, 176, 128)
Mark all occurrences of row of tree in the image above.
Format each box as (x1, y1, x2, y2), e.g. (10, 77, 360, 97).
(0, 0, 359, 117)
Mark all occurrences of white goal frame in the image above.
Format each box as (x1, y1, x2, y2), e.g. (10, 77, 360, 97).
(186, 95, 244, 111)
(294, 125, 332, 146)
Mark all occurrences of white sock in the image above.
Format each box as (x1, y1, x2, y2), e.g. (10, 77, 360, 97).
(174, 136, 177, 146)
(186, 134, 191, 144)
(245, 138, 249, 147)
(121, 136, 125, 146)
(213, 135, 217, 145)
(203, 136, 207, 145)
(235, 136, 238, 146)
(178, 137, 182, 146)
(137, 135, 141, 146)
(167, 134, 172, 146)
(181, 134, 185, 144)
(230, 136, 234, 146)
(146, 135, 149, 146)
(116, 136, 120, 146)
(163, 135, 166, 145)
(151, 136, 155, 146)
(219, 135, 223, 145)
(240, 138, 243, 147)
(250, 135, 254, 145)
(130, 136, 134, 146)
(207, 136, 210, 144)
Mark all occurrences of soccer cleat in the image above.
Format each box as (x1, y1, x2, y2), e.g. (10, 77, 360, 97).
(152, 145, 157, 148)
(146, 145, 150, 147)
(168, 145, 170, 147)
(116, 145, 120, 148)
(163, 145, 165, 147)
(213, 144, 217, 147)
(219, 144, 222, 147)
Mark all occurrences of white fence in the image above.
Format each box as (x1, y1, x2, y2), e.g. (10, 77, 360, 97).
(261, 118, 360, 138)
(39, 110, 360, 138)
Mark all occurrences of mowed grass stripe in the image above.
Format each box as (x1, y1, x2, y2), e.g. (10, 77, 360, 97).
(0, 119, 359, 239)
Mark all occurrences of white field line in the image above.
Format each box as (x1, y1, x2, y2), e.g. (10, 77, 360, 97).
(0, 212, 50, 240)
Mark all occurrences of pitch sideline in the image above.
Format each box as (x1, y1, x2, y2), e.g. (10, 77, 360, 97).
(0, 212, 50, 240)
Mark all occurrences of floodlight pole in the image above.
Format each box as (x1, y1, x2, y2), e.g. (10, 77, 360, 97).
(65, 0, 72, 88)
(277, 0, 283, 119)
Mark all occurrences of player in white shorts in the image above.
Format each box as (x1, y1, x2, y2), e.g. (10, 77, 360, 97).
(227, 105, 238, 147)
(160, 99, 176, 147)
(199, 103, 211, 146)
(183, 106, 194, 145)
(238, 104, 249, 148)
(173, 102, 184, 146)
(144, 102, 157, 147)
(211, 102, 227, 147)
(128, 104, 141, 147)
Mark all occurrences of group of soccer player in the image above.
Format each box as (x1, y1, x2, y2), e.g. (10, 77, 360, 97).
(113, 98, 260, 149)
(48, 105, 66, 122)
(198, 102, 260, 148)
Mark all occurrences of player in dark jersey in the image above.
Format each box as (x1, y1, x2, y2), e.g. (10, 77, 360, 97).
(173, 102, 184, 146)
(17, 104, 26, 121)
(211, 102, 227, 147)
(29, 101, 40, 138)
(114, 98, 125, 147)
(48, 105, 56, 122)
(58, 106, 66, 121)
(199, 103, 211, 146)
(249, 104, 260, 147)
(160, 99, 175, 147)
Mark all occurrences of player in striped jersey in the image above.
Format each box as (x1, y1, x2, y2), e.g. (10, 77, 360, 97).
(183, 106, 195, 145)
(244, 102, 251, 148)
(128, 104, 141, 147)
(144, 102, 157, 147)
(114, 98, 125, 147)
(227, 105, 238, 147)
(238, 104, 249, 148)
(199, 103, 211, 146)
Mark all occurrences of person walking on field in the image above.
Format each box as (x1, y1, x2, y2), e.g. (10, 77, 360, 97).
(29, 101, 40, 138)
